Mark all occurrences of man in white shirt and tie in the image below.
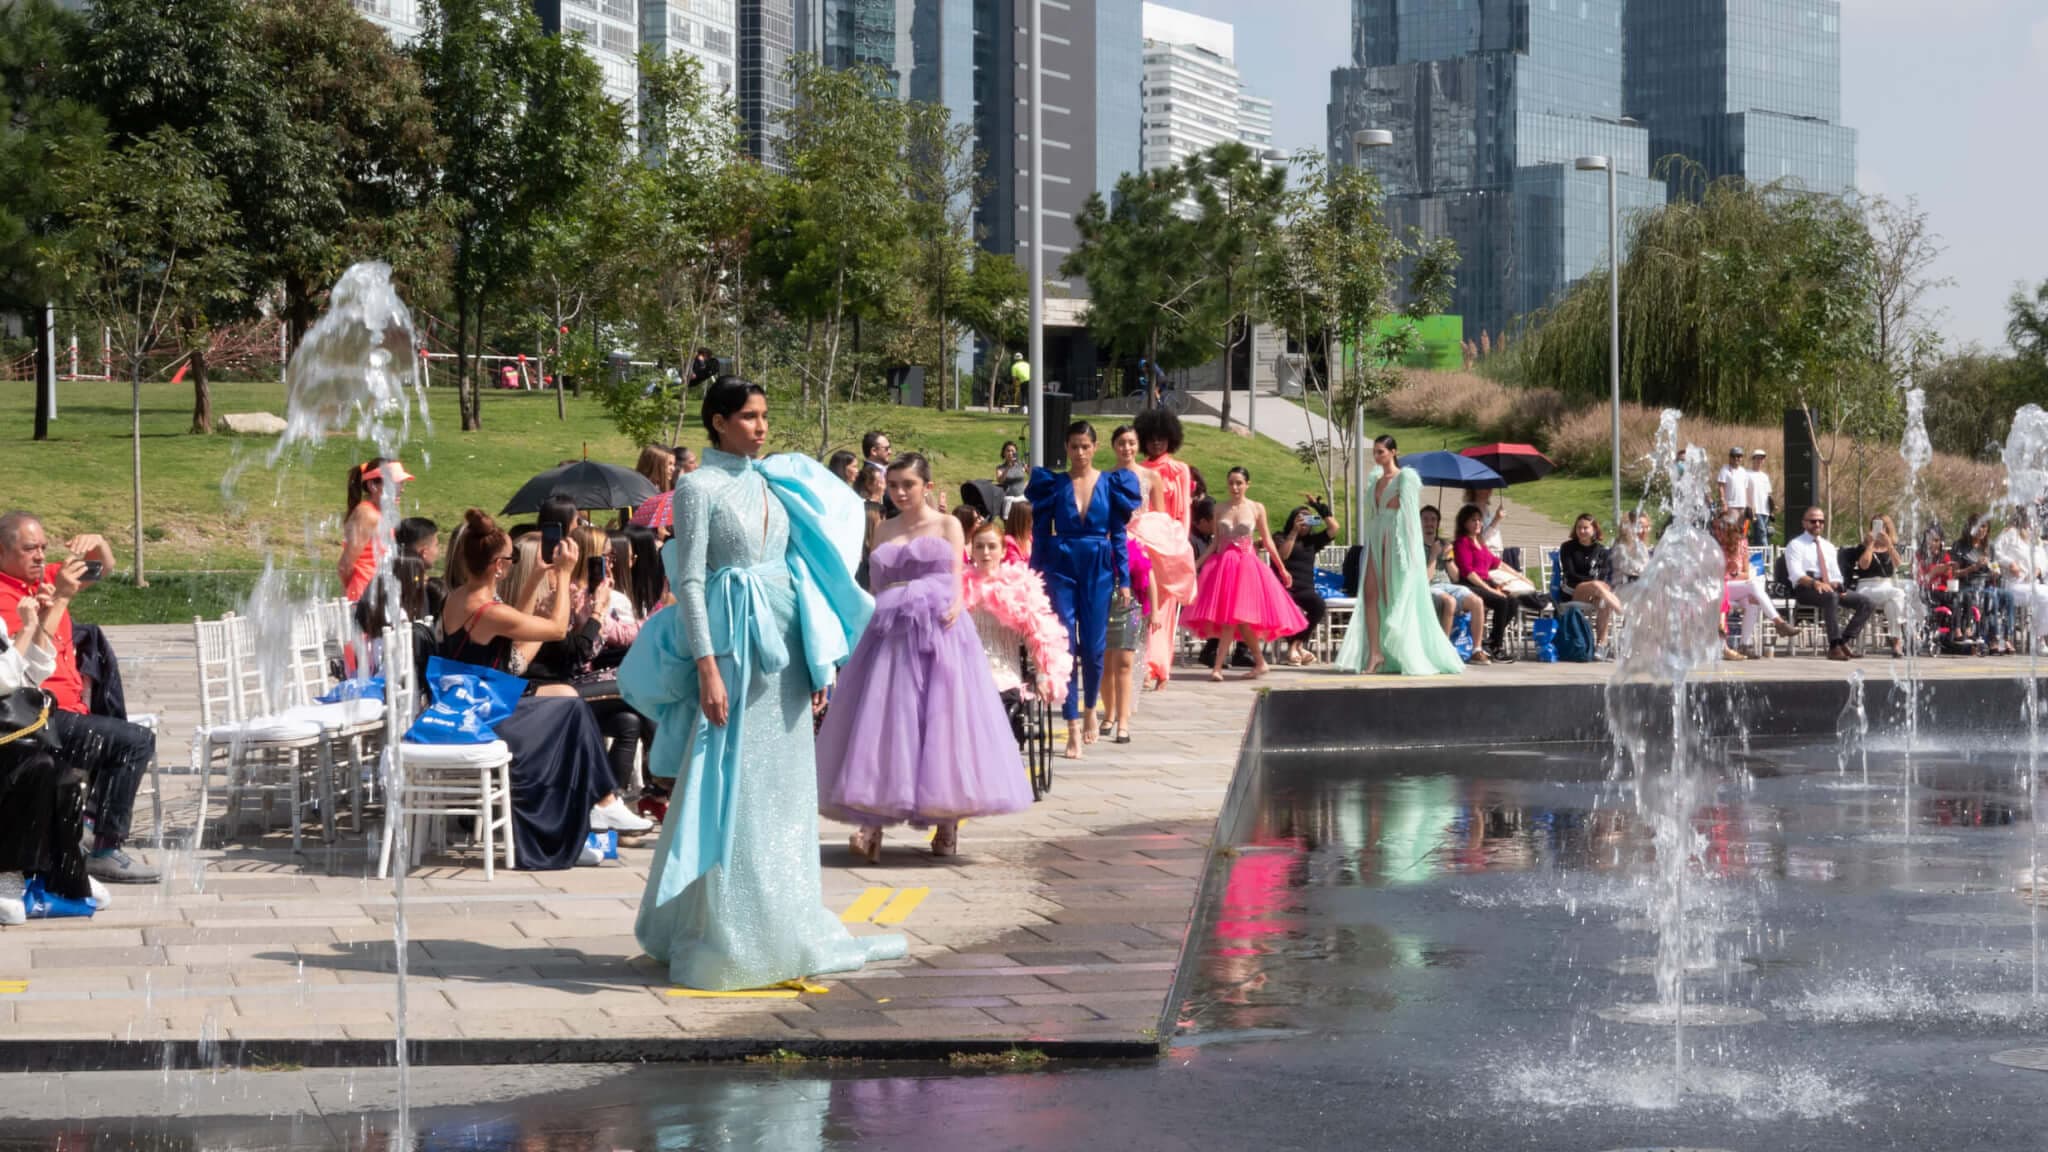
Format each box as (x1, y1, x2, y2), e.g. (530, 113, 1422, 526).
(1747, 448, 1774, 546)
(1783, 506, 1872, 661)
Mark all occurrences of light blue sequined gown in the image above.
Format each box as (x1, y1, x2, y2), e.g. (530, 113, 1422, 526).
(625, 448, 906, 990)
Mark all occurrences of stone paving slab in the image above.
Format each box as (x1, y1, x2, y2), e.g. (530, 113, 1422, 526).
(0, 624, 2021, 1066)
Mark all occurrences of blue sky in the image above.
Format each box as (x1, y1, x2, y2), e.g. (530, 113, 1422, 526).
(1171, 0, 2048, 353)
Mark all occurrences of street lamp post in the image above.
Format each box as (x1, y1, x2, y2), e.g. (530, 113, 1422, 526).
(1248, 146, 1289, 443)
(1575, 154, 1621, 529)
(1027, 0, 1045, 468)
(1346, 129, 1393, 545)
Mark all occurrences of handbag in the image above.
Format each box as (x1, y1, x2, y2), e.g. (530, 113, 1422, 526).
(405, 656, 526, 745)
(0, 686, 59, 756)
(1490, 567, 1538, 596)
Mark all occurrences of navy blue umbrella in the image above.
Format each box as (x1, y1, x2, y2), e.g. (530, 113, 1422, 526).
(1397, 451, 1505, 489)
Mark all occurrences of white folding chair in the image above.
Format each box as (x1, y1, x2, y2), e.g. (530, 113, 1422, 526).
(189, 615, 329, 853)
(376, 624, 515, 880)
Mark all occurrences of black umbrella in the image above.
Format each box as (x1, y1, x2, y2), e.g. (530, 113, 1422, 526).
(501, 460, 658, 515)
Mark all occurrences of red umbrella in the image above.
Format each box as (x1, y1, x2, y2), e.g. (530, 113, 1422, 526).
(630, 490, 675, 530)
(1459, 443, 1555, 486)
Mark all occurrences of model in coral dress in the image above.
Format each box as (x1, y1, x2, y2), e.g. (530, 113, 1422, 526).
(1134, 411, 1195, 689)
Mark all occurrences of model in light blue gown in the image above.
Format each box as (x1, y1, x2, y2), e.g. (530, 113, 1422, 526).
(619, 448, 906, 990)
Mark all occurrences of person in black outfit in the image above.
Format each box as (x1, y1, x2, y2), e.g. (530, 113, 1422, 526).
(1275, 499, 1336, 665)
(1557, 514, 1623, 650)
(1950, 514, 2009, 654)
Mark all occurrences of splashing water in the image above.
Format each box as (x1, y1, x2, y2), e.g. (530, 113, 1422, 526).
(268, 261, 423, 1143)
(1837, 669, 1868, 785)
(1605, 410, 1726, 1077)
(1893, 387, 1931, 839)
(2002, 404, 2048, 1001)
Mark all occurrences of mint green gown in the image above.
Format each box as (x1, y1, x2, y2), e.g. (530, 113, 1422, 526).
(1336, 465, 1465, 676)
(620, 449, 907, 990)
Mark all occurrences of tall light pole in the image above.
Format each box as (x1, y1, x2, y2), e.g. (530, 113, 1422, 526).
(1248, 146, 1289, 443)
(1576, 154, 1621, 529)
(1026, 0, 1046, 467)
(1347, 130, 1393, 545)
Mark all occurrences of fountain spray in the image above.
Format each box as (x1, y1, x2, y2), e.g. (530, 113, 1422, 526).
(2000, 404, 2048, 1001)
(1605, 410, 1726, 1076)
(1895, 387, 1932, 838)
(273, 262, 426, 1143)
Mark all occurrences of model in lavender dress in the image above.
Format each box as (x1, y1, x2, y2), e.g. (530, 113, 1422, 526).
(816, 455, 1033, 862)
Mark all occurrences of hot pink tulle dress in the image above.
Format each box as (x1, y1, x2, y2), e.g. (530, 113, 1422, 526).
(1182, 519, 1309, 642)
(816, 535, 1035, 827)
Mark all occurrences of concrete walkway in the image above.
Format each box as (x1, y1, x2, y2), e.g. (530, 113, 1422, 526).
(1181, 386, 1571, 559)
(0, 624, 2023, 1064)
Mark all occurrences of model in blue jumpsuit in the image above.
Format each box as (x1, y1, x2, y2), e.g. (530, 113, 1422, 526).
(1027, 464, 1141, 722)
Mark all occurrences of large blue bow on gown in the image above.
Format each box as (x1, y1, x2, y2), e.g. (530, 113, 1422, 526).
(618, 452, 872, 892)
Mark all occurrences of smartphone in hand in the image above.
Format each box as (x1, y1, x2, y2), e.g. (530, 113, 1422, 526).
(541, 522, 564, 564)
(80, 560, 104, 584)
(588, 555, 606, 588)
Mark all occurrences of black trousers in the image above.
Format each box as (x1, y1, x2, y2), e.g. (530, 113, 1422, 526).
(45, 710, 151, 850)
(1289, 587, 1327, 642)
(0, 747, 90, 899)
(1793, 585, 1873, 647)
(585, 696, 645, 786)
(1468, 586, 1549, 650)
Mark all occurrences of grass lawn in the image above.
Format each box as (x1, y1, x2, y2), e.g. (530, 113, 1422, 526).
(1, 380, 1341, 623)
(1281, 392, 1642, 531)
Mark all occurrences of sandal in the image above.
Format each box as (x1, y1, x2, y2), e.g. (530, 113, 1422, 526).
(930, 823, 958, 857)
(849, 827, 883, 866)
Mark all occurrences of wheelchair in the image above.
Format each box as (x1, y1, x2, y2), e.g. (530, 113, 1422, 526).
(1005, 645, 1055, 801)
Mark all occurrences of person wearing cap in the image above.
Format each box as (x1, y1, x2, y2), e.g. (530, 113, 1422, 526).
(1716, 446, 1751, 533)
(1747, 448, 1775, 545)
(341, 457, 415, 602)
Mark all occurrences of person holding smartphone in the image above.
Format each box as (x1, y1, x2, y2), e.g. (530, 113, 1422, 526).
(0, 512, 159, 883)
(1275, 496, 1337, 666)
(1841, 514, 1907, 657)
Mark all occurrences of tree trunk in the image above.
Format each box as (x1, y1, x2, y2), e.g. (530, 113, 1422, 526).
(189, 342, 213, 434)
(284, 270, 316, 360)
(800, 319, 815, 413)
(468, 288, 490, 432)
(130, 358, 147, 588)
(454, 275, 478, 432)
(1219, 276, 1235, 433)
(32, 304, 53, 442)
(821, 266, 847, 457)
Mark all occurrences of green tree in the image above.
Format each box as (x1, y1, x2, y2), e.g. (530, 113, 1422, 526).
(1185, 142, 1287, 432)
(41, 128, 242, 585)
(758, 60, 911, 451)
(955, 252, 1029, 408)
(415, 0, 626, 431)
(1063, 166, 1216, 403)
(243, 0, 447, 357)
(2010, 279, 2048, 373)
(0, 0, 104, 441)
(902, 101, 987, 409)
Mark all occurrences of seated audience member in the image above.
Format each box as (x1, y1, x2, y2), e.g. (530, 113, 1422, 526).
(1715, 516, 1796, 653)
(1995, 510, 2048, 654)
(617, 524, 670, 620)
(0, 513, 157, 882)
(439, 510, 651, 861)
(1840, 514, 1908, 657)
(1784, 506, 1872, 661)
(826, 450, 860, 486)
(1003, 501, 1034, 565)
(394, 518, 445, 619)
(1950, 514, 2010, 654)
(526, 524, 649, 800)
(669, 445, 698, 481)
(1453, 504, 1546, 663)
(0, 563, 97, 919)
(1557, 514, 1623, 651)
(1422, 505, 1478, 647)
(1275, 499, 1335, 666)
(1610, 511, 1653, 585)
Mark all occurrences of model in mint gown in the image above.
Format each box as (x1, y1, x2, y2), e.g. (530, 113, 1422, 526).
(619, 448, 907, 990)
(1336, 465, 1465, 676)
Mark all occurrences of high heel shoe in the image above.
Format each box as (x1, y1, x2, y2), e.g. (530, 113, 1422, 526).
(849, 827, 883, 865)
(931, 823, 958, 857)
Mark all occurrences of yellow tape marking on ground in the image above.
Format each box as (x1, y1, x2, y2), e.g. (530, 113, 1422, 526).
(872, 886, 929, 926)
(0, 981, 26, 995)
(664, 978, 829, 1000)
(840, 886, 892, 923)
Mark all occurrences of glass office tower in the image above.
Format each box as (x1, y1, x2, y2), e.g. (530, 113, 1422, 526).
(1331, 0, 1854, 339)
(1625, 0, 1857, 196)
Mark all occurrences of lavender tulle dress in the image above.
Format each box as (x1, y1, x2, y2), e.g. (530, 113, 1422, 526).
(816, 535, 1034, 826)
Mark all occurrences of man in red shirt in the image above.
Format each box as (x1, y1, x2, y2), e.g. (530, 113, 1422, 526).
(0, 512, 159, 882)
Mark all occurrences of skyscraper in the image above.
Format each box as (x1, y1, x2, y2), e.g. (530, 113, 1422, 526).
(1140, 4, 1251, 174)
(738, 0, 797, 163)
(1624, 0, 1856, 196)
(644, 0, 739, 99)
(1328, 0, 1664, 340)
(353, 1, 641, 118)
(1329, 0, 1857, 340)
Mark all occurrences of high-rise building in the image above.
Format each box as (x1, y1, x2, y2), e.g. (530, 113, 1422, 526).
(350, 1, 640, 120)
(737, 0, 797, 163)
(1140, 4, 1244, 173)
(1329, 0, 1856, 340)
(1624, 0, 1856, 196)
(1237, 89, 1273, 151)
(644, 0, 739, 99)
(1328, 0, 1665, 341)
